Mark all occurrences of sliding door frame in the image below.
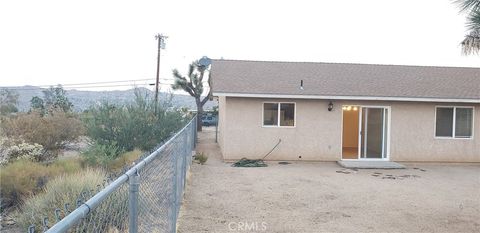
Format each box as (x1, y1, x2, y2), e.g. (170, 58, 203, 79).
(357, 106, 391, 161)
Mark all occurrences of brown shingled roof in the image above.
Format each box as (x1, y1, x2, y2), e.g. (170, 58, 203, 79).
(211, 59, 480, 102)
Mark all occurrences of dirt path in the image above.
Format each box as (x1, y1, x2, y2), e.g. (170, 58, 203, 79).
(177, 128, 480, 233)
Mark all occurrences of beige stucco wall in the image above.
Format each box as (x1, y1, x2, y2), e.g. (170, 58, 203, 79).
(217, 97, 480, 162)
(217, 96, 226, 156)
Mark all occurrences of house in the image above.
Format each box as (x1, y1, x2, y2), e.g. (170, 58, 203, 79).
(211, 59, 480, 162)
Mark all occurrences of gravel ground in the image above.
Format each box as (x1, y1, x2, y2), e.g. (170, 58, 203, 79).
(177, 128, 480, 233)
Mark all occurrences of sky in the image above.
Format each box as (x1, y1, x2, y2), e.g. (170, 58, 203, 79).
(0, 0, 479, 92)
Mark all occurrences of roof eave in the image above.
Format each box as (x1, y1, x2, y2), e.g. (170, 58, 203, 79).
(212, 92, 480, 103)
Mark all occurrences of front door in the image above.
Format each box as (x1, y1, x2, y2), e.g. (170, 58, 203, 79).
(359, 107, 389, 159)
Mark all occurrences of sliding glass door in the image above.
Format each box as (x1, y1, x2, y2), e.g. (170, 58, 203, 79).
(359, 107, 389, 159)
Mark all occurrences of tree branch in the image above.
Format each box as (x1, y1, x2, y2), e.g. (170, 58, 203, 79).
(200, 94, 209, 107)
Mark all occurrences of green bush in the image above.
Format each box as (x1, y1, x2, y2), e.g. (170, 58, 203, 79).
(30, 85, 74, 115)
(84, 89, 186, 152)
(0, 111, 85, 153)
(0, 159, 82, 211)
(82, 141, 124, 168)
(81, 142, 144, 172)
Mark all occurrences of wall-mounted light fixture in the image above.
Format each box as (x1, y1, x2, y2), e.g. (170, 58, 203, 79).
(328, 101, 334, 111)
(342, 105, 359, 111)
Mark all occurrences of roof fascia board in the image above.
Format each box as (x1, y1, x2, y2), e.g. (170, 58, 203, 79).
(212, 92, 480, 103)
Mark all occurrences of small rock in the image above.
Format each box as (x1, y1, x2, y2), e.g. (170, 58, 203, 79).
(2, 216, 15, 226)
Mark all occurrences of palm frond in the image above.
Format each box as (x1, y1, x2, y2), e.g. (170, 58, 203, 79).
(456, 0, 480, 13)
(461, 30, 480, 55)
(466, 9, 480, 30)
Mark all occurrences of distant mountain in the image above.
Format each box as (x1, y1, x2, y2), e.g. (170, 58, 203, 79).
(2, 86, 216, 112)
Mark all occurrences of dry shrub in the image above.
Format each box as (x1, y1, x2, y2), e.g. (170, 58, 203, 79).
(194, 152, 208, 165)
(0, 159, 82, 211)
(1, 111, 85, 153)
(0, 160, 47, 211)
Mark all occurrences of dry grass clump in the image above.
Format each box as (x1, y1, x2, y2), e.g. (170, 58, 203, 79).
(106, 149, 143, 172)
(16, 168, 107, 229)
(0, 158, 83, 211)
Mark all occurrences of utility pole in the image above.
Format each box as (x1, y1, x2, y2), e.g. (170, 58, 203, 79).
(154, 33, 167, 112)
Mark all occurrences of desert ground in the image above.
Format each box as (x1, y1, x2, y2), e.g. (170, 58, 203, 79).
(177, 128, 480, 233)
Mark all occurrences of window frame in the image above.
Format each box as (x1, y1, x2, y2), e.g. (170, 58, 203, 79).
(434, 106, 474, 140)
(262, 102, 296, 128)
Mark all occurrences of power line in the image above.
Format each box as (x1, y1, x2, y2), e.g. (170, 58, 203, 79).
(44, 78, 155, 87)
(0, 78, 176, 89)
(1, 82, 175, 91)
(0, 77, 209, 92)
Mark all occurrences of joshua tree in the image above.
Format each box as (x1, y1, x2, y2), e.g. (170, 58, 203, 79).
(172, 61, 211, 131)
(456, 0, 480, 55)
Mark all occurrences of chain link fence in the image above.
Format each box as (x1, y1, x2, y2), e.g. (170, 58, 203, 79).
(33, 116, 197, 233)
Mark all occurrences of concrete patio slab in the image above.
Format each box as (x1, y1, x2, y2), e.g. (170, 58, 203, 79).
(337, 160, 406, 169)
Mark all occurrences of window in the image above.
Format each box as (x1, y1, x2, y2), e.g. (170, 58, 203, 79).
(435, 108, 454, 137)
(455, 108, 474, 138)
(435, 107, 474, 139)
(263, 103, 295, 127)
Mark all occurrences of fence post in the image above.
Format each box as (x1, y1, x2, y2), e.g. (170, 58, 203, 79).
(183, 129, 188, 189)
(171, 145, 179, 233)
(194, 115, 197, 148)
(129, 171, 140, 233)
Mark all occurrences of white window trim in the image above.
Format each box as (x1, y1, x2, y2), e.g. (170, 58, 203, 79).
(262, 102, 296, 128)
(434, 106, 475, 140)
